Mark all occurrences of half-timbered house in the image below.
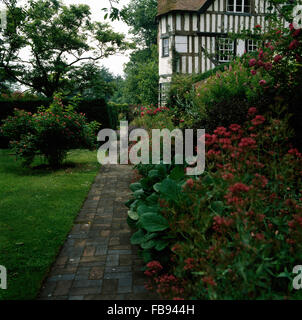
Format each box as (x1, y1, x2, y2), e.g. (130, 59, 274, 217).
(157, 0, 282, 104)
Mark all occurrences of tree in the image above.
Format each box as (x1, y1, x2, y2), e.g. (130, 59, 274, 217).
(123, 45, 159, 105)
(0, 0, 131, 97)
(65, 64, 115, 100)
(121, 0, 158, 48)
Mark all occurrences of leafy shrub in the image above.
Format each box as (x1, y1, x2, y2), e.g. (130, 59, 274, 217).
(128, 107, 302, 300)
(243, 23, 302, 148)
(191, 60, 272, 131)
(130, 105, 174, 132)
(0, 97, 117, 148)
(1, 95, 100, 167)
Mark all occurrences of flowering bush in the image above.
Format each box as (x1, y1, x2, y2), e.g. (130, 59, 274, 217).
(131, 105, 174, 132)
(128, 107, 302, 300)
(190, 60, 272, 132)
(1, 95, 100, 167)
(231, 23, 302, 148)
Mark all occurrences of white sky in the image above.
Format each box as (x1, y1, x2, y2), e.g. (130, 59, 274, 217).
(63, 0, 131, 76)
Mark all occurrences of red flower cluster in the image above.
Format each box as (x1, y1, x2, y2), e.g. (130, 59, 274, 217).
(140, 106, 169, 117)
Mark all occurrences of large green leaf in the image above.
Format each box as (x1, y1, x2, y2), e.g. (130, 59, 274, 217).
(137, 204, 158, 216)
(133, 189, 145, 198)
(130, 182, 142, 192)
(146, 192, 159, 204)
(148, 169, 160, 179)
(128, 210, 139, 221)
(141, 239, 157, 249)
(153, 183, 161, 192)
(155, 240, 169, 251)
(140, 212, 169, 232)
(130, 229, 145, 245)
(158, 178, 181, 201)
(169, 166, 185, 181)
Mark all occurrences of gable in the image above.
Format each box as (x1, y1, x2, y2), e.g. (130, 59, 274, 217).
(158, 0, 209, 16)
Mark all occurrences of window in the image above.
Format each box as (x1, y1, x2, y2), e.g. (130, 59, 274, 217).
(159, 83, 170, 105)
(175, 36, 188, 53)
(162, 38, 169, 57)
(246, 39, 261, 53)
(227, 0, 251, 13)
(217, 38, 235, 63)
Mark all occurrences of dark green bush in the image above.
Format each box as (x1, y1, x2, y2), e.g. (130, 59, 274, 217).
(0, 97, 118, 148)
(1, 95, 100, 167)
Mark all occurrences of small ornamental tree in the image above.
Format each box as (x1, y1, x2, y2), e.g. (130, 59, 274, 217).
(1, 94, 100, 168)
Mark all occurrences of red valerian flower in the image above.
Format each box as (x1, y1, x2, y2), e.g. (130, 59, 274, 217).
(202, 276, 217, 287)
(292, 29, 301, 37)
(255, 233, 265, 241)
(229, 124, 241, 132)
(274, 54, 282, 63)
(289, 39, 299, 50)
(251, 69, 257, 75)
(264, 62, 272, 71)
(185, 178, 194, 189)
(259, 79, 267, 86)
(251, 115, 265, 126)
(214, 126, 228, 136)
(249, 58, 257, 67)
(229, 182, 250, 194)
(248, 107, 257, 116)
(288, 148, 302, 158)
(238, 137, 256, 148)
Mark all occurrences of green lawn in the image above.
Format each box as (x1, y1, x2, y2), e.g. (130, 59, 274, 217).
(0, 149, 100, 300)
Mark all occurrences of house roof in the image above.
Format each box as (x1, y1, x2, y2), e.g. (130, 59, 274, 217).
(157, 0, 209, 16)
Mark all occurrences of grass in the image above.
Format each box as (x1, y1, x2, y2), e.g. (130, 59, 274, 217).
(0, 149, 100, 300)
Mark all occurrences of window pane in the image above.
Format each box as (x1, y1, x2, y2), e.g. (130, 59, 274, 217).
(228, 0, 234, 11)
(163, 38, 169, 56)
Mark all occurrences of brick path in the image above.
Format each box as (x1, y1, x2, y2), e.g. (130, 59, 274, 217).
(39, 165, 158, 300)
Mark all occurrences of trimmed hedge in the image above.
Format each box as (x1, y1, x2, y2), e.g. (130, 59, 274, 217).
(0, 98, 118, 148)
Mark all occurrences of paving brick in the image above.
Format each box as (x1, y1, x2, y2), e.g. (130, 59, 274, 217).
(100, 230, 110, 237)
(119, 255, 132, 266)
(53, 280, 73, 296)
(69, 287, 102, 295)
(104, 272, 132, 280)
(102, 279, 118, 293)
(106, 254, 119, 267)
(95, 245, 108, 256)
(73, 280, 102, 288)
(68, 296, 84, 300)
(118, 278, 132, 294)
(38, 165, 158, 301)
(89, 267, 104, 280)
(108, 249, 132, 255)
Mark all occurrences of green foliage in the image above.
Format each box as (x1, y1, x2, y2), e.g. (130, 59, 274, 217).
(123, 46, 159, 106)
(130, 105, 174, 132)
(0, 0, 130, 97)
(121, 0, 158, 48)
(0, 96, 116, 148)
(1, 94, 100, 167)
(65, 64, 116, 100)
(139, 108, 302, 300)
(193, 60, 272, 132)
(126, 162, 187, 264)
